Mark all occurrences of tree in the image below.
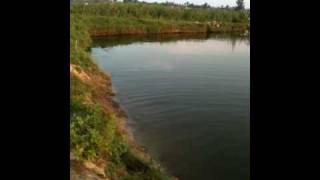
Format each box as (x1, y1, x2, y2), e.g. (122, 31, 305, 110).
(236, 0, 245, 10)
(202, 2, 210, 9)
(123, 0, 138, 3)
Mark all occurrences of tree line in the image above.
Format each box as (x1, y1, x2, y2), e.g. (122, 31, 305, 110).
(71, 2, 249, 23)
(71, 0, 247, 11)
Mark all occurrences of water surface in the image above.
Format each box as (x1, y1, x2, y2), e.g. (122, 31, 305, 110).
(92, 34, 250, 180)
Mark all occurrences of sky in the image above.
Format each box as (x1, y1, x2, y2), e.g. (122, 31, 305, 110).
(142, 0, 250, 8)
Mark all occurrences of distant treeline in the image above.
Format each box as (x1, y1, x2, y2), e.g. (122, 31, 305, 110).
(71, 0, 249, 11)
(71, 2, 249, 23)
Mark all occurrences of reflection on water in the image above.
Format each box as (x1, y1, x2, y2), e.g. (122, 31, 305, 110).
(92, 33, 249, 49)
(92, 34, 250, 180)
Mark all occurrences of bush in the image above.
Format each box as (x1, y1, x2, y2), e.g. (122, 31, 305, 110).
(70, 99, 107, 159)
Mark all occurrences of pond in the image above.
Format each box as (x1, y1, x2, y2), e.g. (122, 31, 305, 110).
(92, 34, 250, 180)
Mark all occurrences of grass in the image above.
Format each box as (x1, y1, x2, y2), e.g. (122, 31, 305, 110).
(71, 2, 248, 23)
(71, 3, 249, 36)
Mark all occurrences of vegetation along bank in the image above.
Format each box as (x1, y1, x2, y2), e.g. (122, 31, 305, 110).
(71, 2, 249, 36)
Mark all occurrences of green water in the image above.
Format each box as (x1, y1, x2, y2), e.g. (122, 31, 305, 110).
(92, 34, 250, 180)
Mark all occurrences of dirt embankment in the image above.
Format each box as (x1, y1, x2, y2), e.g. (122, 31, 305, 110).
(89, 28, 207, 37)
(70, 64, 157, 180)
(70, 64, 115, 180)
(70, 64, 125, 116)
(88, 22, 247, 37)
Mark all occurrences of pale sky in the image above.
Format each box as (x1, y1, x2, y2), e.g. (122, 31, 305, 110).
(142, 0, 250, 8)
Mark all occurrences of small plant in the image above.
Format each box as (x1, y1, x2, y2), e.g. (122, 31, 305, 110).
(70, 98, 114, 160)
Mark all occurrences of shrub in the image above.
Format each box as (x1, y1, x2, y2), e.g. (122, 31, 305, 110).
(71, 99, 111, 160)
